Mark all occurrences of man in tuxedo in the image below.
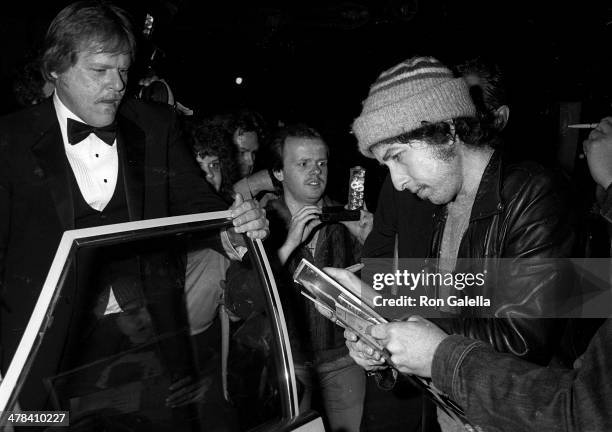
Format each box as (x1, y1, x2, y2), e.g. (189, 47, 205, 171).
(0, 1, 267, 409)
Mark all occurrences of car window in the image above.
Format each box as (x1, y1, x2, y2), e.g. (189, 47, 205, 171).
(3, 217, 290, 431)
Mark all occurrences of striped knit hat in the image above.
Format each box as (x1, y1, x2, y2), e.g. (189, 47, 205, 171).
(353, 56, 476, 158)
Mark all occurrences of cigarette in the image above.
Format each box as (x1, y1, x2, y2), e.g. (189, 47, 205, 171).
(345, 263, 365, 273)
(567, 123, 599, 129)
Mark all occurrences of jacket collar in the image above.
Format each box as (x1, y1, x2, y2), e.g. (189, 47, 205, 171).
(432, 149, 504, 223)
(470, 150, 504, 221)
(30, 98, 75, 231)
(29, 99, 146, 230)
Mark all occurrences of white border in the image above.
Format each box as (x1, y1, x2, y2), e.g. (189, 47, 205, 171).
(0, 211, 231, 410)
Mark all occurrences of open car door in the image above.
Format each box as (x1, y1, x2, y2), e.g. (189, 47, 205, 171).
(0, 211, 324, 431)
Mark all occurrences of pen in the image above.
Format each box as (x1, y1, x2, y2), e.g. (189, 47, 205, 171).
(345, 263, 365, 273)
(567, 123, 599, 129)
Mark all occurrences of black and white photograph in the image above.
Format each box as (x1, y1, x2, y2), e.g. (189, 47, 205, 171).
(0, 1, 611, 431)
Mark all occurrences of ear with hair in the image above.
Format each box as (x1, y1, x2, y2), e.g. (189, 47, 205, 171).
(494, 105, 510, 131)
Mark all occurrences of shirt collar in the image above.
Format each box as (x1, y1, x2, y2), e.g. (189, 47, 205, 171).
(53, 91, 118, 148)
(53, 91, 88, 147)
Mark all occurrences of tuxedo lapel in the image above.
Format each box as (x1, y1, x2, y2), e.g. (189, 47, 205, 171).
(30, 101, 75, 231)
(117, 112, 145, 221)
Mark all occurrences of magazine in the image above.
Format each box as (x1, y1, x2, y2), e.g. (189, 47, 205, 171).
(293, 258, 480, 431)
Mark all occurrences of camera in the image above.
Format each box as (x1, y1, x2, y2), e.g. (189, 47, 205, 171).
(319, 206, 360, 222)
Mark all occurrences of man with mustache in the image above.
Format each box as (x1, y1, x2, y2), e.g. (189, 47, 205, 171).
(0, 1, 267, 412)
(265, 124, 365, 432)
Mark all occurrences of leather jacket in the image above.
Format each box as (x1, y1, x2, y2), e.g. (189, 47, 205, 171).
(430, 151, 576, 366)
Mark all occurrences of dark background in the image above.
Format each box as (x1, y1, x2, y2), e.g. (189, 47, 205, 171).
(1, 0, 612, 206)
(2, 2, 611, 429)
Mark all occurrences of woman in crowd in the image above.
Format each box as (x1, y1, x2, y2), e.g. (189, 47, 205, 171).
(189, 120, 241, 203)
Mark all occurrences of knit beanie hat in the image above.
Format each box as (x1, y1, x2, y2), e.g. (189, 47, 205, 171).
(353, 56, 476, 158)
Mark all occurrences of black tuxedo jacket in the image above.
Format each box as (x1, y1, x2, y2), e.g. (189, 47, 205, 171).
(0, 97, 227, 374)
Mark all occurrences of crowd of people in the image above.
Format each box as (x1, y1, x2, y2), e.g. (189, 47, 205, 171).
(1, 1, 611, 432)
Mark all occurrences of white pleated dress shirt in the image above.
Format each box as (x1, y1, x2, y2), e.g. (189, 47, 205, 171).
(53, 92, 118, 211)
(53, 93, 244, 317)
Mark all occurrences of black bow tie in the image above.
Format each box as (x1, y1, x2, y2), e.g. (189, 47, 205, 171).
(67, 118, 117, 145)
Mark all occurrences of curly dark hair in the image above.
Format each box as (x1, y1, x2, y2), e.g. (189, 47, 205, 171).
(453, 57, 508, 135)
(187, 119, 240, 202)
(454, 57, 507, 118)
(208, 110, 265, 140)
(372, 115, 501, 162)
(13, 58, 48, 107)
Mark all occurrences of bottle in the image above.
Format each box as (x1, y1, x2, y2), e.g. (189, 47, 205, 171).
(141, 13, 158, 78)
(347, 166, 366, 210)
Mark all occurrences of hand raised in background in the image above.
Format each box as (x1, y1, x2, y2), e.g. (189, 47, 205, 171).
(340, 203, 373, 245)
(278, 205, 321, 264)
(230, 193, 269, 240)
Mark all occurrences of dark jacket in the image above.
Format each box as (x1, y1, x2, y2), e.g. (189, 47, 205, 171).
(433, 317, 611, 432)
(429, 151, 575, 365)
(0, 98, 227, 383)
(429, 183, 612, 432)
